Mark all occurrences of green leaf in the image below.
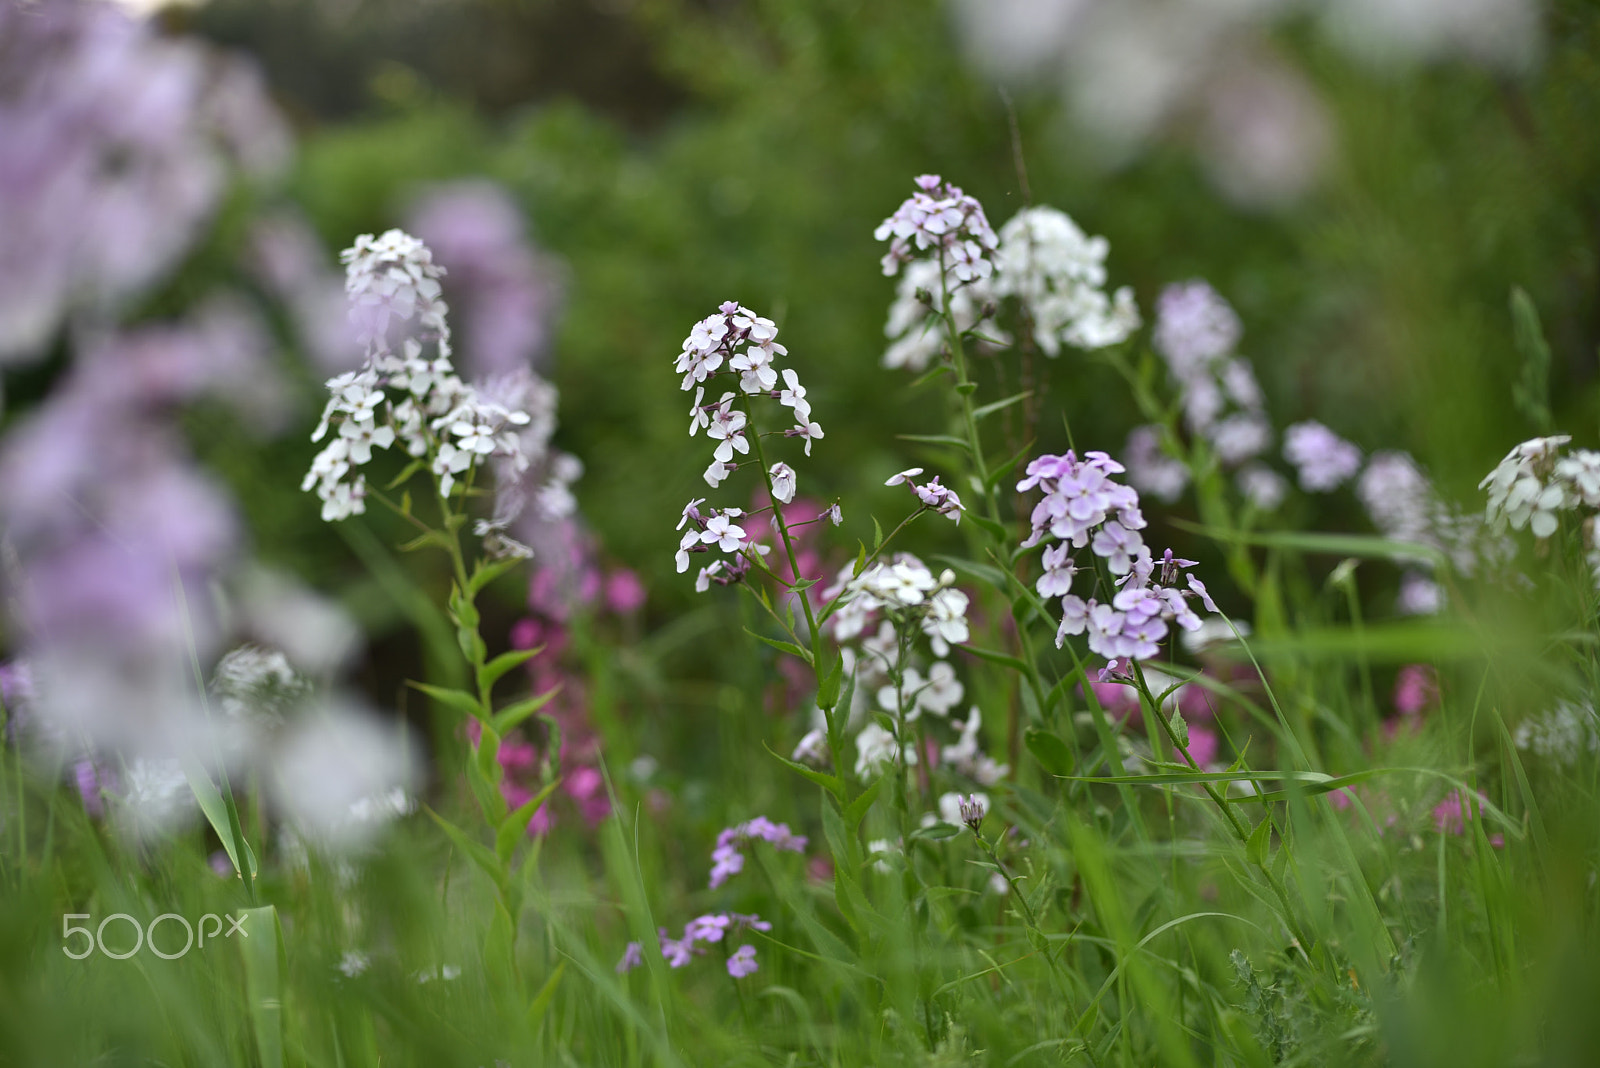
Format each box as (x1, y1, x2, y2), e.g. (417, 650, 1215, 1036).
(964, 513, 1007, 540)
(933, 554, 1010, 593)
(821, 795, 865, 932)
(954, 381, 978, 396)
(465, 749, 508, 824)
(468, 555, 526, 597)
(384, 458, 426, 491)
(1024, 727, 1075, 776)
(853, 540, 868, 578)
(872, 515, 884, 550)
(971, 389, 1032, 422)
(1510, 286, 1552, 433)
(763, 741, 846, 799)
(407, 680, 484, 721)
(496, 779, 562, 864)
(896, 433, 971, 452)
(963, 645, 1029, 673)
(428, 808, 505, 891)
(526, 961, 567, 1032)
(743, 626, 811, 662)
(842, 774, 885, 832)
(1169, 709, 1190, 751)
(1168, 520, 1447, 569)
(180, 758, 257, 880)
(909, 363, 954, 389)
(984, 439, 1035, 494)
(910, 821, 962, 841)
(491, 687, 560, 735)
(238, 906, 286, 1068)
(397, 529, 452, 554)
(457, 624, 487, 666)
(817, 656, 844, 712)
(477, 647, 542, 696)
(476, 722, 503, 785)
(1246, 815, 1272, 867)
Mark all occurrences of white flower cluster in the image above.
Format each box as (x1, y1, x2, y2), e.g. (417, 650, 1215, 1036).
(990, 206, 1140, 355)
(674, 302, 831, 590)
(824, 554, 970, 656)
(881, 259, 989, 373)
(1480, 435, 1600, 587)
(1018, 450, 1219, 659)
(795, 553, 1004, 785)
(302, 230, 537, 522)
(1513, 701, 1600, 765)
(879, 201, 1137, 372)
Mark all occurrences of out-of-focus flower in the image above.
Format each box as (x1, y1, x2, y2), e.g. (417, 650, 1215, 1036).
(727, 944, 759, 978)
(1236, 464, 1288, 511)
(408, 180, 561, 379)
(0, 0, 289, 362)
(1198, 55, 1333, 209)
(1283, 421, 1363, 492)
(949, 0, 1535, 205)
(269, 700, 419, 853)
(1123, 425, 1190, 504)
(991, 206, 1139, 354)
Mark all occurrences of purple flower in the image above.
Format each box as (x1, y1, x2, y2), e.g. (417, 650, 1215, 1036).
(1153, 281, 1241, 377)
(408, 181, 561, 379)
(616, 941, 644, 974)
(726, 944, 759, 978)
(874, 175, 999, 281)
(1283, 421, 1362, 492)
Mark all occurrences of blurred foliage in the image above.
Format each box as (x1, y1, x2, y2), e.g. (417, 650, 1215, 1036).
(186, 0, 1600, 596)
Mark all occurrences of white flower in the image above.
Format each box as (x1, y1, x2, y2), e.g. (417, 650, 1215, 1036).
(701, 513, 747, 552)
(769, 462, 797, 504)
(1480, 435, 1574, 537)
(789, 419, 825, 456)
(922, 586, 970, 656)
(886, 467, 924, 487)
(916, 660, 964, 716)
(991, 206, 1139, 355)
(792, 728, 828, 766)
(854, 722, 913, 779)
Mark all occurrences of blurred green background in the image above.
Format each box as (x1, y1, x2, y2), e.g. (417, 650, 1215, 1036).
(174, 0, 1600, 607)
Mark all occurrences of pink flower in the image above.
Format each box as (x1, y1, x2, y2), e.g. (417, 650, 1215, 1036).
(604, 569, 647, 614)
(1393, 664, 1439, 718)
(1182, 725, 1219, 767)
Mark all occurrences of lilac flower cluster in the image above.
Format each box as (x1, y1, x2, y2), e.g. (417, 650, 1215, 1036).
(616, 912, 772, 978)
(0, 0, 288, 361)
(1018, 450, 1218, 658)
(1283, 420, 1363, 492)
(1127, 281, 1283, 510)
(674, 302, 833, 590)
(304, 231, 575, 541)
(885, 467, 966, 524)
(875, 174, 999, 282)
(708, 816, 808, 890)
(408, 181, 561, 379)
